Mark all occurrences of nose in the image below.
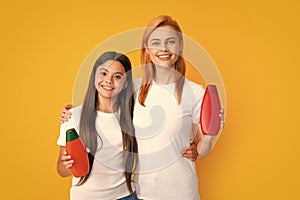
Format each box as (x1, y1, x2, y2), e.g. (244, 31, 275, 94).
(104, 76, 112, 84)
(159, 43, 168, 51)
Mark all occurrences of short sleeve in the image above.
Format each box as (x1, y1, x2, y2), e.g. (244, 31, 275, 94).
(191, 84, 205, 124)
(56, 106, 82, 146)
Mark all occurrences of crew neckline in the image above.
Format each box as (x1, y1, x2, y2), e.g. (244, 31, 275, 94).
(96, 109, 120, 115)
(153, 80, 175, 86)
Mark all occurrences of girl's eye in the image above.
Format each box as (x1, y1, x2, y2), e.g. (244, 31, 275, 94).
(100, 71, 107, 76)
(114, 75, 122, 80)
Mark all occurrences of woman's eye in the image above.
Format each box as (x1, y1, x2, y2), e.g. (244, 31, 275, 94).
(151, 41, 160, 46)
(167, 40, 175, 45)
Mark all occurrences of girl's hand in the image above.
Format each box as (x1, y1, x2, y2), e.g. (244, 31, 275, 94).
(57, 146, 73, 177)
(59, 104, 73, 124)
(61, 151, 74, 169)
(182, 142, 198, 161)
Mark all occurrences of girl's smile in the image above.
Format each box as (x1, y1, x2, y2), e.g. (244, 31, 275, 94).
(95, 60, 127, 100)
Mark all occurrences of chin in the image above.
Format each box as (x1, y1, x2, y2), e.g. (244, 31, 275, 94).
(157, 62, 175, 68)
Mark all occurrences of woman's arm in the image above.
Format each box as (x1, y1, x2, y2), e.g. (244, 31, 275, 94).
(197, 134, 215, 158)
(197, 107, 224, 158)
(181, 124, 201, 161)
(192, 124, 215, 159)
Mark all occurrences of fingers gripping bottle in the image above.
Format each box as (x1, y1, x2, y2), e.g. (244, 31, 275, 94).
(66, 128, 89, 177)
(200, 85, 222, 136)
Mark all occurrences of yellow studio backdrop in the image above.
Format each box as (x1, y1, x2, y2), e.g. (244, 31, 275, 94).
(0, 0, 299, 199)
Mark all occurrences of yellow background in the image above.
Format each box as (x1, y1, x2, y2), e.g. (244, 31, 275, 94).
(0, 0, 299, 199)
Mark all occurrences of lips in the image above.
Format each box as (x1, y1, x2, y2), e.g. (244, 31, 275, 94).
(157, 54, 172, 59)
(101, 85, 114, 91)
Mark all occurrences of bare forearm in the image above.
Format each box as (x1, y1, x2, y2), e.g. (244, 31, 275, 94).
(191, 123, 216, 158)
(197, 135, 215, 158)
(57, 160, 72, 177)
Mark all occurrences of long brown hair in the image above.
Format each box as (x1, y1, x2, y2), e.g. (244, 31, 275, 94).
(139, 15, 186, 106)
(77, 51, 138, 193)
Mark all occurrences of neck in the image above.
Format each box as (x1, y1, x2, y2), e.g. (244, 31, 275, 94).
(154, 65, 177, 84)
(97, 96, 118, 113)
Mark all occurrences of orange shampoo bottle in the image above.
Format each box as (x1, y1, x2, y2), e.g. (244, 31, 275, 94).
(66, 128, 89, 177)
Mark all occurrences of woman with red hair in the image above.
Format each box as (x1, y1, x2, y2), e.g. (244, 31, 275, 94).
(133, 15, 208, 200)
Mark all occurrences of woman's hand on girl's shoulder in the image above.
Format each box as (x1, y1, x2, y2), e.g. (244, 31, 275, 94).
(59, 104, 73, 124)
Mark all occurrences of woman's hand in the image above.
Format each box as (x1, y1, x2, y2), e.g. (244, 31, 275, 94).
(220, 107, 225, 129)
(59, 104, 73, 124)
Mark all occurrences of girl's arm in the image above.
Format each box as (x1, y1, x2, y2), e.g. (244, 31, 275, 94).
(57, 146, 73, 177)
(181, 124, 201, 161)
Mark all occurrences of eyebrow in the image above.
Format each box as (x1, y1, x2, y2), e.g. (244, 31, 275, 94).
(98, 68, 125, 75)
(149, 38, 160, 42)
(98, 68, 108, 72)
(150, 37, 176, 41)
(113, 72, 125, 76)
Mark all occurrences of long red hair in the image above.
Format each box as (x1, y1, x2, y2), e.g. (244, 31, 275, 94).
(138, 15, 186, 106)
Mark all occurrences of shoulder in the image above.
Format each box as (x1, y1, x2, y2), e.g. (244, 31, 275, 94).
(69, 105, 82, 115)
(184, 79, 205, 95)
(134, 78, 143, 91)
(59, 106, 83, 141)
(64, 105, 82, 126)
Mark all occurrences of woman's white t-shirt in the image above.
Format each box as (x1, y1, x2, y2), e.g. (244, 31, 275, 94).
(57, 106, 130, 200)
(133, 78, 205, 200)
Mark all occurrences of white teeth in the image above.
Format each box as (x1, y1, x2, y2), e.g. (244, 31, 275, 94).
(102, 86, 113, 90)
(158, 55, 170, 58)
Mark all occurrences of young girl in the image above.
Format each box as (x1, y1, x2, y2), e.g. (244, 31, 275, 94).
(56, 51, 138, 200)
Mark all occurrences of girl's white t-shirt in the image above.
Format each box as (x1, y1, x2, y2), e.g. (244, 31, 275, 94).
(133, 78, 205, 200)
(57, 106, 130, 200)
